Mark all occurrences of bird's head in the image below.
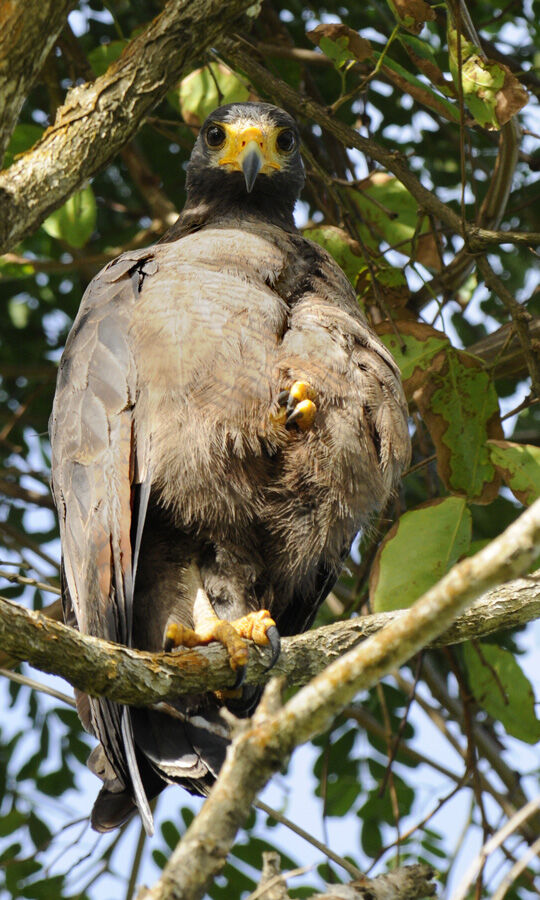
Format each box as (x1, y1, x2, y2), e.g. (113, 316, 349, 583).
(185, 102, 305, 229)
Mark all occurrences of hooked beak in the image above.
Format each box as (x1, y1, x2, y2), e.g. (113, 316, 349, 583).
(241, 142, 264, 193)
(217, 124, 280, 192)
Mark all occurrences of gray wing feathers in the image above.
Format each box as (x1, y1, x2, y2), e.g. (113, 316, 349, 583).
(50, 252, 153, 830)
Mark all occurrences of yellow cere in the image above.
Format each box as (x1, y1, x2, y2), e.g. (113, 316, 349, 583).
(216, 122, 282, 173)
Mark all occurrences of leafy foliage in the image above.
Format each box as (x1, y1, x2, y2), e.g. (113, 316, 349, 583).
(0, 0, 539, 898)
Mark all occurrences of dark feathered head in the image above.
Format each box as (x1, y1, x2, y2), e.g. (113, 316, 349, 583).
(184, 102, 305, 229)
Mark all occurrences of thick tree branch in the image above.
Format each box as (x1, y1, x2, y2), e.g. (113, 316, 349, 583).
(0, 0, 255, 254)
(1, 566, 538, 705)
(0, 0, 74, 160)
(136, 499, 540, 900)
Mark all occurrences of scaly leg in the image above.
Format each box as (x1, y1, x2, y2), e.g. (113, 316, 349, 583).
(164, 563, 280, 685)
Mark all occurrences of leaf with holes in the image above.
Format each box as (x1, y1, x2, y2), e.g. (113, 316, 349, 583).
(370, 497, 472, 612)
(463, 643, 540, 744)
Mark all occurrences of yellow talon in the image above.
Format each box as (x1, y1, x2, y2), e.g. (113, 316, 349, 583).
(273, 380, 318, 432)
(286, 398, 317, 431)
(289, 381, 317, 405)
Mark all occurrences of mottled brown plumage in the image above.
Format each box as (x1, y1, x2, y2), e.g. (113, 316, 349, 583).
(49, 102, 410, 834)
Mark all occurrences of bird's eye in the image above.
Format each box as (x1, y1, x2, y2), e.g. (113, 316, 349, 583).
(276, 129, 296, 152)
(205, 125, 226, 148)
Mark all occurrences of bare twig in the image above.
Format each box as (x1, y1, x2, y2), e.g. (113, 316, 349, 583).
(452, 796, 540, 900)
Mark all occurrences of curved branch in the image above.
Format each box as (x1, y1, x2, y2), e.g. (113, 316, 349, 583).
(135, 498, 540, 900)
(0, 0, 255, 254)
(0, 559, 538, 707)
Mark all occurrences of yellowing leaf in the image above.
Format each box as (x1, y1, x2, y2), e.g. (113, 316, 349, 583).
(370, 497, 471, 612)
(487, 440, 540, 506)
(42, 185, 97, 249)
(178, 63, 251, 127)
(463, 643, 540, 744)
(448, 27, 528, 129)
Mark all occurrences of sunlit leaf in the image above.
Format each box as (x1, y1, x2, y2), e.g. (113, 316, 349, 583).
(376, 320, 450, 391)
(370, 497, 472, 611)
(448, 27, 528, 129)
(88, 39, 128, 77)
(487, 440, 540, 506)
(178, 63, 251, 126)
(2, 124, 44, 168)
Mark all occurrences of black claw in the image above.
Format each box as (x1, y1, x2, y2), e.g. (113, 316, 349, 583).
(163, 636, 175, 653)
(265, 625, 281, 670)
(232, 664, 247, 689)
(277, 390, 290, 408)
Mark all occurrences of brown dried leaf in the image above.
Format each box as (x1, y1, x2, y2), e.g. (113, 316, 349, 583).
(307, 24, 373, 62)
(387, 0, 435, 34)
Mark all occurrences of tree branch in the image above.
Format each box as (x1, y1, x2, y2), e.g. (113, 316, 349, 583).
(135, 498, 540, 900)
(0, 0, 74, 160)
(222, 40, 535, 260)
(0, 564, 538, 705)
(0, 0, 255, 253)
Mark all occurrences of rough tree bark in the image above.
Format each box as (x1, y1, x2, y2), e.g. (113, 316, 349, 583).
(0, 0, 255, 253)
(0, 568, 538, 706)
(0, 0, 75, 160)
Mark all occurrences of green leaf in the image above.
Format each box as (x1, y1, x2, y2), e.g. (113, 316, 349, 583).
(305, 225, 365, 286)
(350, 173, 445, 261)
(161, 819, 181, 851)
(28, 813, 52, 849)
(415, 349, 503, 503)
(463, 643, 540, 744)
(370, 497, 472, 612)
(377, 320, 450, 390)
(152, 849, 168, 870)
(20, 875, 65, 899)
(487, 440, 540, 506)
(2, 124, 43, 167)
(0, 808, 26, 837)
(178, 63, 250, 126)
(88, 40, 127, 77)
(42, 185, 97, 249)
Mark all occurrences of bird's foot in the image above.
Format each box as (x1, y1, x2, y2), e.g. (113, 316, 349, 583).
(164, 610, 280, 687)
(274, 381, 317, 431)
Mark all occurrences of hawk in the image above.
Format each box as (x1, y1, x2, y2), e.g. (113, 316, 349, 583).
(49, 102, 410, 834)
